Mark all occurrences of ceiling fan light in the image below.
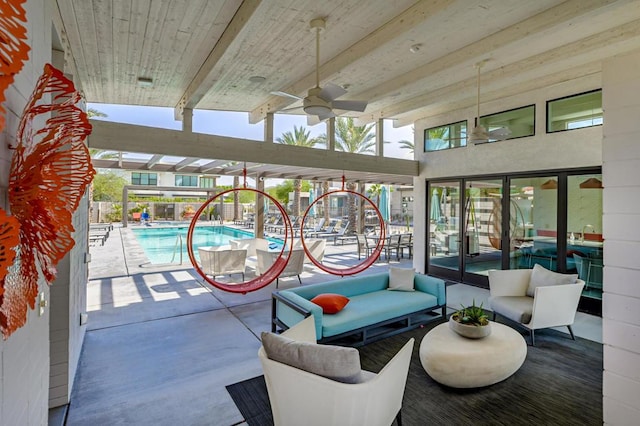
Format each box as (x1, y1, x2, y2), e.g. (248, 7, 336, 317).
(304, 104, 332, 116)
(469, 125, 489, 144)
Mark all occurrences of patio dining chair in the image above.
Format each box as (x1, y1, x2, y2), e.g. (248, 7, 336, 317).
(385, 234, 402, 261)
(356, 233, 375, 260)
(398, 234, 413, 258)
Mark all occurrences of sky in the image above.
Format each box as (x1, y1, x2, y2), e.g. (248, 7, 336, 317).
(88, 103, 414, 184)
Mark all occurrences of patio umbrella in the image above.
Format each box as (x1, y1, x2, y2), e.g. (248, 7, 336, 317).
(308, 188, 315, 217)
(440, 187, 448, 223)
(379, 185, 390, 223)
(430, 189, 441, 222)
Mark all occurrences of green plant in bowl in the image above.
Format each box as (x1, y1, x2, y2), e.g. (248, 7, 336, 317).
(452, 299, 489, 326)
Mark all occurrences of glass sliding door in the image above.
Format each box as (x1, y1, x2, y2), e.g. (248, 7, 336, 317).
(509, 176, 558, 271)
(567, 173, 603, 301)
(427, 169, 601, 314)
(428, 181, 461, 280)
(464, 179, 503, 277)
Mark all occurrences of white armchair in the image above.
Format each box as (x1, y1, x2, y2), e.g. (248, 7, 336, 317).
(256, 248, 305, 288)
(488, 266, 585, 345)
(258, 316, 414, 426)
(293, 238, 326, 264)
(229, 238, 270, 257)
(197, 248, 247, 280)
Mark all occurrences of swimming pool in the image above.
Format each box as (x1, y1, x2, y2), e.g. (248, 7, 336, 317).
(131, 226, 281, 264)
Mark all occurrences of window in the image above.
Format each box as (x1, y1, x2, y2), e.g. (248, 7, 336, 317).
(479, 105, 535, 141)
(175, 175, 198, 187)
(424, 121, 467, 151)
(547, 90, 602, 132)
(131, 172, 157, 186)
(200, 177, 215, 188)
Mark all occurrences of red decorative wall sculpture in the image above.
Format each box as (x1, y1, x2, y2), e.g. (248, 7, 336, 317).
(0, 64, 95, 339)
(0, 0, 30, 132)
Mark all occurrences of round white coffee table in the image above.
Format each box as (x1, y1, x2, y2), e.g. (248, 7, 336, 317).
(419, 322, 527, 388)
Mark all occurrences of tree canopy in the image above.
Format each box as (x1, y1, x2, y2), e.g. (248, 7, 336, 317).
(92, 171, 127, 201)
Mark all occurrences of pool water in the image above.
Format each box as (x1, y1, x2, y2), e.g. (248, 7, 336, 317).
(131, 226, 281, 264)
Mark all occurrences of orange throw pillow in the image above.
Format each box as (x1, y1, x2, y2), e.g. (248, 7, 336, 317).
(311, 293, 349, 314)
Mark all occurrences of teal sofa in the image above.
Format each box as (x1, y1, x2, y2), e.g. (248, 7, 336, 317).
(271, 272, 446, 346)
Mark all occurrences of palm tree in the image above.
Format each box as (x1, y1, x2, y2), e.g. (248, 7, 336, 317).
(322, 181, 330, 223)
(320, 117, 376, 233)
(334, 117, 376, 154)
(367, 184, 383, 206)
(275, 125, 320, 216)
(398, 139, 414, 154)
(425, 127, 451, 150)
(87, 108, 107, 118)
(89, 148, 119, 160)
(233, 175, 240, 221)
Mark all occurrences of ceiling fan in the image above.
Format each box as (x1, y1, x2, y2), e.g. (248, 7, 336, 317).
(469, 60, 511, 144)
(271, 18, 368, 124)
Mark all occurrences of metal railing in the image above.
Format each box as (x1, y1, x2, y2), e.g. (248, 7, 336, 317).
(170, 234, 184, 264)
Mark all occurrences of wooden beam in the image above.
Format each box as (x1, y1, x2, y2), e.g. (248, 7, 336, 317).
(146, 154, 164, 169)
(88, 120, 418, 177)
(361, 1, 634, 124)
(199, 159, 229, 173)
(173, 157, 199, 171)
(174, 0, 262, 120)
(248, 0, 455, 124)
(356, 0, 617, 109)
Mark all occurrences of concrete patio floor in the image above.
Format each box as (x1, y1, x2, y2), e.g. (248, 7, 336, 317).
(54, 223, 602, 425)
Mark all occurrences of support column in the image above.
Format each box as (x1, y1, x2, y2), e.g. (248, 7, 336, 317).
(376, 118, 384, 157)
(182, 108, 193, 133)
(327, 117, 336, 151)
(122, 186, 129, 228)
(256, 175, 265, 238)
(358, 182, 366, 234)
(264, 112, 274, 143)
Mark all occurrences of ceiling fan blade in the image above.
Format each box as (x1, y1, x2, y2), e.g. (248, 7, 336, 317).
(331, 99, 368, 112)
(318, 82, 347, 102)
(271, 91, 303, 101)
(279, 105, 303, 113)
(488, 127, 512, 140)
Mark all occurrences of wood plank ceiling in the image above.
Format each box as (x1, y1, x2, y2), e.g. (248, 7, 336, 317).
(54, 0, 640, 182)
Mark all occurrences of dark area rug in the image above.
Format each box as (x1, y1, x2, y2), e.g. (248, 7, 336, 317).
(226, 320, 602, 426)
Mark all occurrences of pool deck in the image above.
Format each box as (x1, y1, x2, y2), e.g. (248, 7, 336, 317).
(66, 222, 418, 425)
(60, 222, 601, 425)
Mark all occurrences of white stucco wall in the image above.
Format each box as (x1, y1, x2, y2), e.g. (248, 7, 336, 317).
(601, 49, 640, 425)
(49, 191, 90, 408)
(0, 2, 53, 424)
(415, 73, 602, 180)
